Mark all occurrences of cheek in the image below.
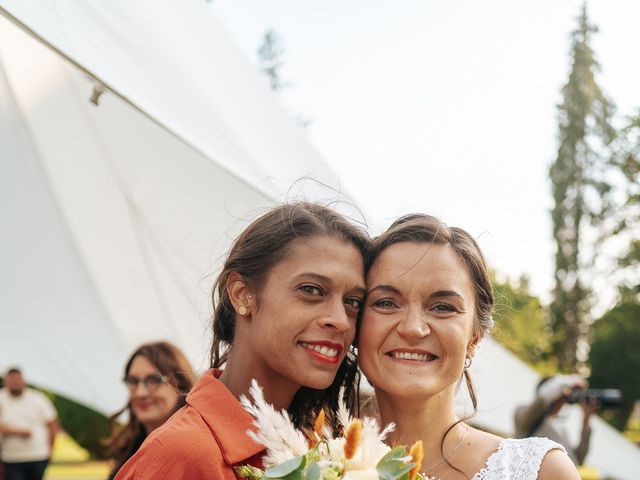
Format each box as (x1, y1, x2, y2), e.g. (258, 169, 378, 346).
(357, 315, 385, 366)
(346, 318, 358, 345)
(462, 318, 479, 350)
(357, 314, 374, 348)
(440, 324, 474, 365)
(156, 389, 180, 411)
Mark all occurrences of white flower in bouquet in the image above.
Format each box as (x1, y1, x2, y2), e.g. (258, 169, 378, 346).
(235, 380, 427, 480)
(239, 380, 308, 466)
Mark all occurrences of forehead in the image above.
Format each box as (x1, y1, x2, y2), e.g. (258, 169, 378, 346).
(270, 235, 364, 283)
(368, 242, 473, 295)
(128, 355, 159, 374)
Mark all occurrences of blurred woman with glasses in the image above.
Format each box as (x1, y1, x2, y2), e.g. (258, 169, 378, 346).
(106, 341, 196, 480)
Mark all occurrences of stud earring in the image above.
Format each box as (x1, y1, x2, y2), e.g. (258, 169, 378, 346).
(238, 306, 248, 316)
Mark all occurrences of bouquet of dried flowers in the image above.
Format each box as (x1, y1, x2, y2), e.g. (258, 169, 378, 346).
(235, 380, 433, 480)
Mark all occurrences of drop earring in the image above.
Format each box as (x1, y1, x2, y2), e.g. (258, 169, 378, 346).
(464, 356, 473, 369)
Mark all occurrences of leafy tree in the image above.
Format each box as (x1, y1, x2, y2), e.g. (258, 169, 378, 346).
(257, 28, 288, 92)
(548, 4, 616, 371)
(589, 300, 640, 430)
(611, 112, 640, 300)
(492, 275, 556, 373)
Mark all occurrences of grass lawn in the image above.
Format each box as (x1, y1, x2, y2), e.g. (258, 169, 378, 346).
(45, 461, 110, 480)
(44, 431, 110, 480)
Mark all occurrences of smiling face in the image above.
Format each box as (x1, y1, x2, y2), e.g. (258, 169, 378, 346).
(242, 235, 365, 392)
(127, 355, 181, 433)
(359, 242, 478, 401)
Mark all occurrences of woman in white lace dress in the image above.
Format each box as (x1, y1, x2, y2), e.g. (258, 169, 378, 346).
(358, 214, 580, 479)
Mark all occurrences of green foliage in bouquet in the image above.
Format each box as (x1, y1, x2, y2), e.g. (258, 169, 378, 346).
(235, 382, 425, 480)
(236, 442, 418, 480)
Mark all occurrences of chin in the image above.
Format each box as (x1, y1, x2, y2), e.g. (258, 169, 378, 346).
(133, 409, 155, 422)
(301, 373, 338, 391)
(378, 380, 438, 399)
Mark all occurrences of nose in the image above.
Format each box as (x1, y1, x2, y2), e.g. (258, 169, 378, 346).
(396, 306, 430, 338)
(319, 298, 352, 334)
(131, 381, 151, 397)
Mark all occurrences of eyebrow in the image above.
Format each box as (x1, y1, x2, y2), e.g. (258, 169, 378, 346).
(368, 285, 463, 300)
(295, 272, 366, 296)
(367, 284, 402, 296)
(430, 290, 464, 300)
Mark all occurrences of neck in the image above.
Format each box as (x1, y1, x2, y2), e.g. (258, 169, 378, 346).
(219, 349, 298, 411)
(376, 388, 466, 471)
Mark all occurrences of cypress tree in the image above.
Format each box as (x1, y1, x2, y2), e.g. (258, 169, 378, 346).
(549, 4, 616, 371)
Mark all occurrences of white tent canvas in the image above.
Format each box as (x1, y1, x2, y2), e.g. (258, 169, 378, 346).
(1, 1, 638, 478)
(0, 0, 345, 412)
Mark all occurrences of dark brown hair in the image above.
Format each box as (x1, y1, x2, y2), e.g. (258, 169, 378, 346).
(366, 213, 494, 477)
(210, 202, 369, 429)
(106, 341, 196, 479)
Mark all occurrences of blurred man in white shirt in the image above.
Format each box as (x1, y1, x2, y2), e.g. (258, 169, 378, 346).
(0, 368, 58, 480)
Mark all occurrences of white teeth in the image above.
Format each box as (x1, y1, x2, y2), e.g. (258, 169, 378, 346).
(301, 342, 339, 357)
(390, 351, 434, 362)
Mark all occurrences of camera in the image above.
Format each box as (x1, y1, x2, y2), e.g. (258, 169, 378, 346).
(566, 388, 623, 408)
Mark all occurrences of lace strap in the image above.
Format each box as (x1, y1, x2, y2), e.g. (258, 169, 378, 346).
(472, 437, 566, 480)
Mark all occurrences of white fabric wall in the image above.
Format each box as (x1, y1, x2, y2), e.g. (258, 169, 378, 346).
(0, 1, 343, 412)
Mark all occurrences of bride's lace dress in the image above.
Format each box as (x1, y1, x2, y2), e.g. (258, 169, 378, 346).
(470, 437, 565, 480)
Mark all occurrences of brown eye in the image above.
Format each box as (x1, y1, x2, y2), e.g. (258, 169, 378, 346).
(300, 284, 323, 296)
(345, 297, 363, 310)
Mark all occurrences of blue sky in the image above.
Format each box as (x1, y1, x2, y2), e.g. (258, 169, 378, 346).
(212, 0, 640, 305)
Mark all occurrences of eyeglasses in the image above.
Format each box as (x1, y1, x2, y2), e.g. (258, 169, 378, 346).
(123, 374, 168, 392)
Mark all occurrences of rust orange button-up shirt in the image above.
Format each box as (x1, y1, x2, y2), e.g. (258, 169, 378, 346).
(115, 369, 265, 479)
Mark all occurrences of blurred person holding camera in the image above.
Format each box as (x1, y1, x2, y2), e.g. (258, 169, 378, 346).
(515, 374, 605, 465)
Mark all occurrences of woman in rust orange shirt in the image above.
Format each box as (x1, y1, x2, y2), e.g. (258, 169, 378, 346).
(115, 202, 367, 479)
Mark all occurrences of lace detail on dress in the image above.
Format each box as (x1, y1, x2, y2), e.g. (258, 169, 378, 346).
(471, 437, 566, 480)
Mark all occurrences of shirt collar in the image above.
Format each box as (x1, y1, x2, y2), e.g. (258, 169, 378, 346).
(186, 369, 265, 465)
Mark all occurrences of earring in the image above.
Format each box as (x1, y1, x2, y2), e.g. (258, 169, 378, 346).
(464, 356, 473, 369)
(238, 306, 247, 316)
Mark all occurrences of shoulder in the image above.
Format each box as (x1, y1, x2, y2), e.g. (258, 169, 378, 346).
(537, 448, 581, 480)
(477, 437, 573, 479)
(505, 437, 578, 480)
(25, 388, 48, 402)
(467, 428, 503, 460)
(115, 407, 229, 480)
(28, 389, 57, 417)
(147, 406, 222, 460)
